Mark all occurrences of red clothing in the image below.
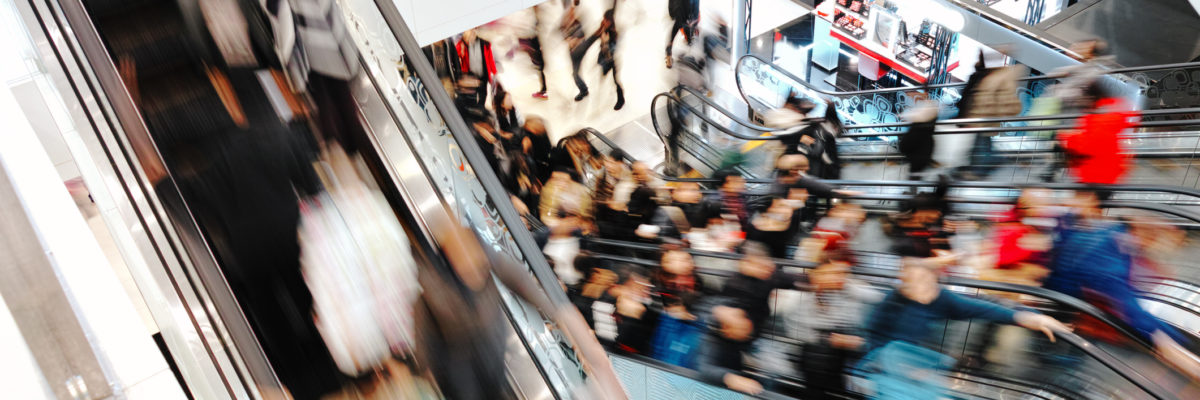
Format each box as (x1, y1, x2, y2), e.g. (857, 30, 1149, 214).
(1060, 98, 1137, 184)
(993, 223, 1045, 269)
(455, 39, 497, 80)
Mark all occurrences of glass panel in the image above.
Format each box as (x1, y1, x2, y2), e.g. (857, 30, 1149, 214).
(337, 0, 587, 396)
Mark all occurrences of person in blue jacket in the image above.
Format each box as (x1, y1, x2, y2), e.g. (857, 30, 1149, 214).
(1044, 189, 1200, 380)
(865, 257, 1067, 352)
(862, 257, 1069, 399)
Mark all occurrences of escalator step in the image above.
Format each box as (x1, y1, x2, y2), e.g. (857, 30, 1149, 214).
(99, 5, 193, 77)
(138, 72, 237, 148)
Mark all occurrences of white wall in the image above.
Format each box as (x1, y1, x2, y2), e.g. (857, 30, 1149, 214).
(393, 0, 550, 46)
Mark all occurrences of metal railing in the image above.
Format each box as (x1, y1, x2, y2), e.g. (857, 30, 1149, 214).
(583, 240, 1176, 400)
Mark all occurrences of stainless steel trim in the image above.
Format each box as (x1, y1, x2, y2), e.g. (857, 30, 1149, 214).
(21, 0, 283, 397)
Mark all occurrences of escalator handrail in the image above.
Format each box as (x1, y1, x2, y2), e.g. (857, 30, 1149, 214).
(663, 85, 1200, 141)
(585, 123, 1200, 221)
(667, 177, 1200, 202)
(736, 53, 1200, 98)
(583, 243, 1175, 400)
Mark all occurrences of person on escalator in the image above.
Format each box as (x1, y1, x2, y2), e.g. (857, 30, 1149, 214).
(702, 169, 750, 229)
(522, 116, 553, 184)
(654, 247, 708, 302)
(781, 250, 883, 399)
(643, 181, 707, 242)
(955, 49, 1025, 181)
(775, 155, 861, 225)
(898, 95, 940, 181)
(721, 242, 807, 337)
(455, 28, 497, 89)
(1059, 83, 1136, 185)
(697, 306, 765, 395)
(768, 98, 844, 180)
(745, 196, 805, 259)
(1042, 189, 1200, 381)
(539, 168, 592, 227)
(861, 258, 1069, 399)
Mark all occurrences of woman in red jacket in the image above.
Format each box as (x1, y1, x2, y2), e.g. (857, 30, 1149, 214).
(1059, 87, 1138, 185)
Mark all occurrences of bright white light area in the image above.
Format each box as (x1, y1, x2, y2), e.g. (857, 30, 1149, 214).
(897, 0, 966, 32)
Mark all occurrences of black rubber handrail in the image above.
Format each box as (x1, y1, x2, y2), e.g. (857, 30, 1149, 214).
(662, 85, 1200, 140)
(583, 127, 1200, 221)
(736, 53, 1200, 98)
(583, 244, 1174, 399)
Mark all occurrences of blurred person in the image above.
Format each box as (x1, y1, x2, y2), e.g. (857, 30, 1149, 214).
(621, 161, 664, 228)
(572, 264, 617, 328)
(644, 181, 707, 241)
(745, 196, 804, 259)
(783, 250, 884, 399)
(768, 98, 843, 180)
(1059, 83, 1137, 185)
(797, 202, 866, 263)
(551, 132, 605, 188)
(1043, 190, 1200, 380)
(543, 208, 587, 286)
(655, 248, 707, 301)
(455, 29, 497, 88)
(516, 7, 550, 99)
(454, 75, 490, 122)
(961, 188, 1056, 368)
(698, 306, 764, 395)
(702, 168, 749, 229)
(780, 155, 861, 224)
(1052, 39, 1118, 113)
(898, 94, 940, 180)
(493, 85, 521, 136)
(597, 9, 626, 110)
(721, 242, 807, 336)
(650, 295, 704, 368)
(665, 0, 700, 68)
(956, 49, 1026, 180)
(421, 213, 626, 400)
(521, 116, 553, 183)
(861, 258, 1069, 398)
(611, 268, 661, 354)
(886, 191, 952, 259)
(539, 168, 593, 226)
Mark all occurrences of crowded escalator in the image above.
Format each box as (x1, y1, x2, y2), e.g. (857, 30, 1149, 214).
(47, 0, 1200, 397)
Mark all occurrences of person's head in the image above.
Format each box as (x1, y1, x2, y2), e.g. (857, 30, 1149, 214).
(905, 193, 944, 226)
(632, 161, 652, 183)
(714, 169, 745, 194)
(661, 249, 695, 276)
(462, 29, 477, 43)
(585, 267, 618, 287)
(523, 116, 547, 136)
(776, 154, 808, 183)
(899, 257, 941, 303)
(606, 150, 628, 175)
(1014, 188, 1053, 219)
(739, 241, 776, 280)
(784, 95, 816, 115)
(714, 306, 754, 341)
(671, 181, 702, 204)
(602, 9, 614, 25)
(1071, 189, 1107, 219)
(812, 250, 853, 292)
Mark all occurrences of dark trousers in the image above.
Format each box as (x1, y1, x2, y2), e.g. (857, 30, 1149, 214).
(571, 35, 600, 95)
(519, 37, 547, 93)
(800, 341, 851, 399)
(967, 133, 998, 177)
(666, 18, 694, 56)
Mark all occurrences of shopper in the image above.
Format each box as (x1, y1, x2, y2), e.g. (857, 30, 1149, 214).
(1059, 84, 1136, 185)
(783, 251, 883, 399)
(898, 96, 940, 181)
(597, 9, 626, 110)
(720, 242, 807, 336)
(697, 306, 764, 395)
(455, 29, 497, 88)
(665, 0, 700, 68)
(745, 196, 804, 259)
(1043, 190, 1200, 379)
(702, 169, 749, 229)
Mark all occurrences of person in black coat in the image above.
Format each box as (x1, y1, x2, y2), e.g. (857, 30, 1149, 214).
(665, 0, 699, 67)
(720, 242, 807, 335)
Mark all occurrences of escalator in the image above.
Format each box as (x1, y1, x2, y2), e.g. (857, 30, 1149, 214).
(585, 127, 1200, 328)
(653, 78, 1200, 189)
(580, 236, 1197, 399)
(26, 0, 647, 398)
